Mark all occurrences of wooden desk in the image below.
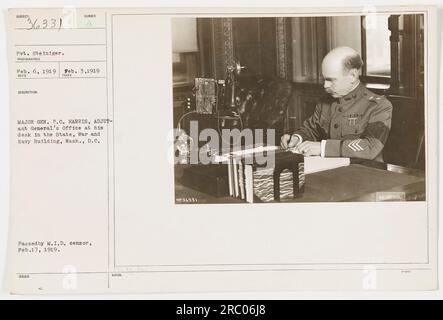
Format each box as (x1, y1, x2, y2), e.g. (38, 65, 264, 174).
(175, 160, 425, 203)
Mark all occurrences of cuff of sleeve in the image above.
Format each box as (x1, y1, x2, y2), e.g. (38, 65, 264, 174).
(324, 139, 342, 157)
(320, 140, 326, 157)
(292, 134, 303, 145)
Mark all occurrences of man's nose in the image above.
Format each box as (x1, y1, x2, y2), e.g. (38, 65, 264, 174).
(323, 80, 331, 89)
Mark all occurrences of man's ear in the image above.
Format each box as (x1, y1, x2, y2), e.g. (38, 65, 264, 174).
(349, 68, 359, 82)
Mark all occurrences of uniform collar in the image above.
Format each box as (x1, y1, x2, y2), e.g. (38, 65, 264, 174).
(338, 81, 364, 104)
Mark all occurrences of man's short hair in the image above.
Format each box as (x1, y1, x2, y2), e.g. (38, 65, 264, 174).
(342, 53, 364, 72)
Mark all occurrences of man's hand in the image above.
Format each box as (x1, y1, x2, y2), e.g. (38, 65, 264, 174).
(280, 134, 300, 149)
(296, 141, 321, 156)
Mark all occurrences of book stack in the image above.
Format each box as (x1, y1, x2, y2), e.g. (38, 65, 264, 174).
(226, 148, 305, 203)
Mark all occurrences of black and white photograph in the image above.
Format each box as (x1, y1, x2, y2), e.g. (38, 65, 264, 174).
(172, 14, 426, 203)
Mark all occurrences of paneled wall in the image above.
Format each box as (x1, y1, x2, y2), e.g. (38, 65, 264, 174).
(198, 17, 285, 82)
(174, 17, 288, 129)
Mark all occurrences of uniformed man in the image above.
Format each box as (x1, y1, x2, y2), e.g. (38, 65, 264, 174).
(281, 46, 393, 162)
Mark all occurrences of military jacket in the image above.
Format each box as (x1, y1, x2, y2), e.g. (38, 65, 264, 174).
(293, 82, 393, 162)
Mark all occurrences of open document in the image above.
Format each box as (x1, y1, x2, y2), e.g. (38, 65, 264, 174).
(6, 6, 438, 294)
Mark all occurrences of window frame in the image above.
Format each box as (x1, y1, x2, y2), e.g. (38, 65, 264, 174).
(360, 15, 392, 87)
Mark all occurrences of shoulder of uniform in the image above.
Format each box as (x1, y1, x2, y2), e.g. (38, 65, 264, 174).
(368, 95, 390, 104)
(362, 88, 391, 106)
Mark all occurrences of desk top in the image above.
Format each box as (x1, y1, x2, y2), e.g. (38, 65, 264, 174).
(175, 160, 425, 204)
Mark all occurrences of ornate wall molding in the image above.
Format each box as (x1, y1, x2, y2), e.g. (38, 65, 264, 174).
(212, 18, 234, 79)
(276, 17, 288, 79)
